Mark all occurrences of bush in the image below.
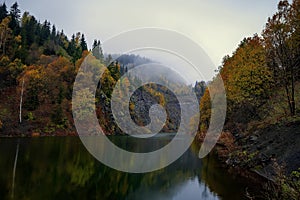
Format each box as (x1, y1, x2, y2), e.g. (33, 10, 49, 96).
(263, 164, 300, 200)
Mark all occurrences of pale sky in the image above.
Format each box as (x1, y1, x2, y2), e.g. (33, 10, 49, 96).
(4, 0, 283, 81)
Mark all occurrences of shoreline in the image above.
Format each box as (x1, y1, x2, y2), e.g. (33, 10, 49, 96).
(196, 132, 272, 181)
(196, 120, 300, 198)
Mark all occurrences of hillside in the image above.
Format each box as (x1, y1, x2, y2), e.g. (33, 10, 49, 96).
(197, 1, 300, 199)
(0, 2, 206, 136)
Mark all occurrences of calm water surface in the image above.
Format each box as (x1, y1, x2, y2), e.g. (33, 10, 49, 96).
(0, 135, 257, 200)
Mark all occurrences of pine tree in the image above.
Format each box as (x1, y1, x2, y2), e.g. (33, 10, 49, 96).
(0, 3, 8, 22)
(92, 39, 104, 61)
(80, 33, 87, 51)
(9, 2, 20, 34)
(67, 34, 76, 57)
(40, 20, 51, 45)
(51, 25, 57, 41)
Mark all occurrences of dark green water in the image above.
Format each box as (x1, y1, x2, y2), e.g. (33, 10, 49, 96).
(0, 136, 257, 200)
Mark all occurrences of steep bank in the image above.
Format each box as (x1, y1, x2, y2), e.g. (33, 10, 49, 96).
(199, 120, 300, 198)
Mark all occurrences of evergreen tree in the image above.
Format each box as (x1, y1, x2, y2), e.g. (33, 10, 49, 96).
(67, 34, 82, 63)
(80, 33, 87, 51)
(51, 25, 57, 40)
(92, 39, 104, 61)
(9, 2, 20, 34)
(40, 20, 51, 45)
(67, 34, 76, 57)
(105, 54, 113, 66)
(194, 81, 206, 101)
(0, 3, 8, 22)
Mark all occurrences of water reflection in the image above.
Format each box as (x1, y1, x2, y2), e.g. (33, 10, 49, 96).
(0, 136, 252, 200)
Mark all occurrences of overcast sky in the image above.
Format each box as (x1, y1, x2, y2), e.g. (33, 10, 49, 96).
(4, 0, 283, 80)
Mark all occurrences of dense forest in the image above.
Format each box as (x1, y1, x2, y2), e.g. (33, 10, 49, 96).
(0, 2, 205, 136)
(0, 2, 94, 135)
(0, 0, 299, 199)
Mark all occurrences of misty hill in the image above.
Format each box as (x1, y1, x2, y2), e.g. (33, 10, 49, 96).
(0, 2, 206, 136)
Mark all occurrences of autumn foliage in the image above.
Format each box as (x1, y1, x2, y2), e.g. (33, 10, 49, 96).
(200, 0, 300, 133)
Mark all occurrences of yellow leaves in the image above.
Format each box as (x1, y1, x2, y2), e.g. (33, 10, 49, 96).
(0, 16, 11, 27)
(221, 36, 273, 105)
(14, 35, 21, 43)
(100, 69, 116, 98)
(129, 102, 135, 112)
(48, 56, 72, 72)
(101, 69, 116, 85)
(18, 65, 48, 93)
(154, 91, 166, 107)
(200, 89, 211, 131)
(8, 58, 23, 79)
(142, 84, 167, 106)
(0, 56, 10, 73)
(0, 16, 12, 54)
(24, 66, 44, 80)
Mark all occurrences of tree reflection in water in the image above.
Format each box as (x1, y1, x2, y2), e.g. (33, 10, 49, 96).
(0, 136, 255, 200)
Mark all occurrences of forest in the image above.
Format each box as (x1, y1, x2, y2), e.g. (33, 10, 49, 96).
(0, 1, 300, 199)
(0, 2, 207, 136)
(198, 0, 300, 198)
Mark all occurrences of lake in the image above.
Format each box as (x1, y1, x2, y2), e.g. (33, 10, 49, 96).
(0, 135, 258, 200)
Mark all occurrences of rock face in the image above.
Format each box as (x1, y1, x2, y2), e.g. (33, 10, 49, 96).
(220, 121, 300, 178)
(98, 84, 182, 135)
(97, 83, 202, 135)
(130, 86, 181, 133)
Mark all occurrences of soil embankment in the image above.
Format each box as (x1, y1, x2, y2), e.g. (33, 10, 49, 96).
(198, 120, 300, 181)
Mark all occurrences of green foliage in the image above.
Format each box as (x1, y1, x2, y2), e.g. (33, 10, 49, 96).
(9, 2, 21, 34)
(194, 81, 206, 101)
(51, 105, 66, 127)
(1, 0, 297, 138)
(199, 89, 211, 131)
(43, 125, 56, 134)
(92, 39, 104, 61)
(264, 165, 300, 200)
(100, 69, 116, 99)
(80, 34, 87, 51)
(108, 61, 121, 81)
(8, 58, 23, 83)
(0, 3, 8, 22)
(26, 112, 35, 121)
